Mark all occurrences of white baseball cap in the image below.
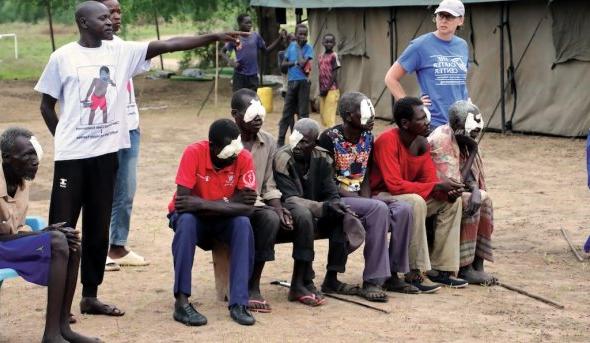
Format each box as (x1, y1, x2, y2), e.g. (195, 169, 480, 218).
(435, 0, 465, 17)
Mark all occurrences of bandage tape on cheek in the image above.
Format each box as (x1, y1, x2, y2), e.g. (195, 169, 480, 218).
(30, 136, 43, 161)
(360, 98, 375, 125)
(217, 136, 244, 159)
(289, 130, 304, 150)
(243, 99, 266, 123)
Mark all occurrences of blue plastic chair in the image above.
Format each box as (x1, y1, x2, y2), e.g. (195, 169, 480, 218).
(0, 216, 46, 288)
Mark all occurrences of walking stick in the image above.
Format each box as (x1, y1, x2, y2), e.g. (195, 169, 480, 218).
(560, 227, 585, 262)
(494, 280, 564, 309)
(270, 280, 390, 314)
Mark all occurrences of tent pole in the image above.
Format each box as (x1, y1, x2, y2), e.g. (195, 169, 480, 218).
(499, 3, 506, 133)
(389, 7, 396, 114)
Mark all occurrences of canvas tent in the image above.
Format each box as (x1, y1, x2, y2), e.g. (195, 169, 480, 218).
(251, 0, 590, 137)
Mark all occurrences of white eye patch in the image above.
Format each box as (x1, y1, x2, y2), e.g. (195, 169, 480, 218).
(289, 130, 304, 150)
(465, 112, 484, 135)
(30, 136, 43, 161)
(359, 98, 375, 125)
(243, 99, 266, 123)
(217, 136, 244, 159)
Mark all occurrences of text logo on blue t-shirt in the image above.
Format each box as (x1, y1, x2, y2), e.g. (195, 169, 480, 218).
(432, 55, 467, 86)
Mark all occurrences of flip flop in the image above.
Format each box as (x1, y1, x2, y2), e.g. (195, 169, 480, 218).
(112, 251, 149, 266)
(305, 283, 325, 300)
(321, 282, 360, 296)
(247, 299, 272, 313)
(105, 256, 120, 272)
(80, 299, 125, 317)
(288, 293, 325, 307)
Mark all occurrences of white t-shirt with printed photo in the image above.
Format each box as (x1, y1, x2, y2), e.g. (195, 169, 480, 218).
(112, 35, 151, 131)
(34, 40, 148, 161)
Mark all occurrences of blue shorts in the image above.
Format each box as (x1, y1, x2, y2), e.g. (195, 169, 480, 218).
(0, 232, 52, 286)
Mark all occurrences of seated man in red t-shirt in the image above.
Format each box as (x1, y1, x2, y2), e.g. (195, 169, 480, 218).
(168, 119, 257, 326)
(370, 97, 468, 290)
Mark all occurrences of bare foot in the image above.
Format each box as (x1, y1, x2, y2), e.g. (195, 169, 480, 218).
(62, 328, 103, 343)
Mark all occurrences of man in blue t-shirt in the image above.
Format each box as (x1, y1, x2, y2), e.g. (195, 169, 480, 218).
(277, 24, 314, 146)
(220, 13, 286, 92)
(385, 0, 469, 129)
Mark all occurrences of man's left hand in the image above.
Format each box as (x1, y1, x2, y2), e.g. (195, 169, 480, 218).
(175, 195, 204, 213)
(465, 188, 482, 216)
(274, 206, 293, 230)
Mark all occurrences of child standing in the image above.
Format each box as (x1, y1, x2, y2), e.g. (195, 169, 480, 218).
(220, 13, 285, 92)
(278, 24, 314, 146)
(318, 33, 341, 127)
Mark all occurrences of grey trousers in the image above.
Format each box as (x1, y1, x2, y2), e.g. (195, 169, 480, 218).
(341, 197, 391, 282)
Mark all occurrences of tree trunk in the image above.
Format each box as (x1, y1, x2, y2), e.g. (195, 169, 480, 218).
(257, 7, 280, 75)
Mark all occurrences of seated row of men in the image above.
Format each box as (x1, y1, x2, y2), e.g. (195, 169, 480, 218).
(0, 89, 493, 336)
(167, 89, 495, 326)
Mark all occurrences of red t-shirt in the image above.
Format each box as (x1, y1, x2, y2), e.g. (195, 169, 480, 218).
(370, 128, 439, 200)
(167, 141, 257, 212)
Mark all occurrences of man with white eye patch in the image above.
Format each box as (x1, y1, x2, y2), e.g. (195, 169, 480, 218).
(371, 97, 467, 291)
(274, 118, 361, 307)
(230, 88, 293, 313)
(428, 100, 495, 285)
(167, 119, 257, 326)
(319, 92, 418, 298)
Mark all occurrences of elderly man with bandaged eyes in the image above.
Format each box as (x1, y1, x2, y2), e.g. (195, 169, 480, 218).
(273, 118, 365, 307)
(167, 118, 257, 326)
(428, 100, 495, 285)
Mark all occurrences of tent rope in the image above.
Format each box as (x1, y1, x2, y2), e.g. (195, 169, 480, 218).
(478, 2, 550, 143)
(505, 3, 518, 132)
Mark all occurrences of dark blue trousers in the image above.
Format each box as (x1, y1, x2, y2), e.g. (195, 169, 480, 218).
(170, 212, 254, 306)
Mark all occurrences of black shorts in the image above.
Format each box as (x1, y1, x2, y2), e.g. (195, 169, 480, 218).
(233, 72, 259, 92)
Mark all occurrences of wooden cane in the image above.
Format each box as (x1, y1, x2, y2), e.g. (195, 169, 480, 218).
(270, 280, 390, 314)
(495, 280, 564, 309)
(560, 228, 585, 262)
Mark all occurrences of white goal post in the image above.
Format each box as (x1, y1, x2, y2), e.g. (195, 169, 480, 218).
(0, 33, 18, 59)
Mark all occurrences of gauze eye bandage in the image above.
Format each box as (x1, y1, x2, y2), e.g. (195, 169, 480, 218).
(465, 112, 484, 135)
(30, 136, 43, 161)
(359, 98, 375, 125)
(217, 136, 244, 159)
(289, 130, 304, 150)
(243, 99, 266, 123)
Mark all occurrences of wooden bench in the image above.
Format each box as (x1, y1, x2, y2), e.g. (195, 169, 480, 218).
(211, 217, 439, 301)
(212, 228, 330, 301)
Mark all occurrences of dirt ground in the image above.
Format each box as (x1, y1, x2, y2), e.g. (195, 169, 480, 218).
(0, 78, 589, 343)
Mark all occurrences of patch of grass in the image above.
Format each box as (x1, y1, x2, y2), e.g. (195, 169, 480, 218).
(0, 22, 78, 80)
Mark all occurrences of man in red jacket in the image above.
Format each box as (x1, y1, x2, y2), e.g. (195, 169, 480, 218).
(370, 97, 467, 291)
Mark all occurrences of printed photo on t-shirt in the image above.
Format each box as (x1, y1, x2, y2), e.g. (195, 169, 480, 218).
(78, 65, 118, 126)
